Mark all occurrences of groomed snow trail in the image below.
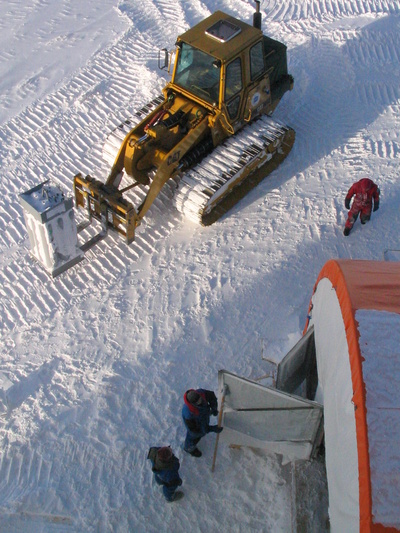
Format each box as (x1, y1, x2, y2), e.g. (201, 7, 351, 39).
(0, 0, 399, 531)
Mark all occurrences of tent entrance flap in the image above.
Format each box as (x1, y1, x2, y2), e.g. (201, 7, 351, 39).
(219, 370, 323, 461)
(276, 325, 318, 400)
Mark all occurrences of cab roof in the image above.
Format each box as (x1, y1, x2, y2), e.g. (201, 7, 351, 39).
(177, 11, 262, 62)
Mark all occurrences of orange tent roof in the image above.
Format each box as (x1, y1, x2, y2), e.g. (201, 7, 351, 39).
(305, 259, 400, 532)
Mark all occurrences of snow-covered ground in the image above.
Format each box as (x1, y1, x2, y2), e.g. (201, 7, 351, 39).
(0, 0, 399, 531)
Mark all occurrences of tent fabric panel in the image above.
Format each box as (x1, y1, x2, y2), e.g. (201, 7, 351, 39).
(224, 407, 322, 442)
(304, 259, 400, 321)
(222, 370, 318, 410)
(305, 259, 400, 532)
(337, 260, 400, 315)
(276, 325, 316, 395)
(372, 526, 400, 533)
(305, 259, 372, 529)
(219, 370, 323, 462)
(310, 277, 360, 532)
(220, 426, 313, 460)
(357, 309, 400, 530)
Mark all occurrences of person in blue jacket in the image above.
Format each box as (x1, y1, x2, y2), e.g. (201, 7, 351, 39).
(182, 388, 223, 458)
(147, 446, 183, 502)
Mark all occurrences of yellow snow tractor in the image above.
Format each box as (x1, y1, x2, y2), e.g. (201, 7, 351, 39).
(74, 2, 295, 243)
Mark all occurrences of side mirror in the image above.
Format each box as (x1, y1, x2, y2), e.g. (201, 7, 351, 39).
(158, 48, 168, 70)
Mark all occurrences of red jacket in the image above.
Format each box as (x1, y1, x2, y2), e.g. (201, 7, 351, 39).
(345, 178, 379, 210)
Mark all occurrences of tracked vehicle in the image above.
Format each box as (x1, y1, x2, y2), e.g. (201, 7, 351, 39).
(74, 2, 295, 243)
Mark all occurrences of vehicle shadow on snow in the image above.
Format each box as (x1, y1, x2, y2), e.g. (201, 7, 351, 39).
(226, 14, 400, 217)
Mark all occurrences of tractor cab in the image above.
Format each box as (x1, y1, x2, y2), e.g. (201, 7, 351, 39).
(165, 10, 293, 135)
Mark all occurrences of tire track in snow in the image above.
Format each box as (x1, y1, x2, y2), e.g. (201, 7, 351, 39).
(0, 437, 140, 531)
(0, 344, 159, 529)
(0, 0, 399, 337)
(283, 13, 400, 183)
(0, 3, 189, 333)
(118, 0, 189, 50)
(265, 0, 399, 22)
(368, 138, 400, 159)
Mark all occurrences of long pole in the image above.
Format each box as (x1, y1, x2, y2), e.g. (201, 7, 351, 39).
(211, 389, 226, 473)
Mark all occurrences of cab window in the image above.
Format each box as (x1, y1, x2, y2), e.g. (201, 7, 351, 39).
(226, 96, 240, 119)
(174, 43, 220, 104)
(225, 58, 242, 100)
(250, 41, 265, 80)
(225, 58, 242, 118)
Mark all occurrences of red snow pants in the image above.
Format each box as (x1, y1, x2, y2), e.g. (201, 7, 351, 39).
(345, 200, 372, 229)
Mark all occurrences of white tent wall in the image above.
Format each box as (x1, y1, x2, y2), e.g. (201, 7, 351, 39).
(357, 309, 400, 528)
(309, 277, 359, 532)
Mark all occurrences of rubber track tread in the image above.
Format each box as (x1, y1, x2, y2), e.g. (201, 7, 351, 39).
(174, 115, 295, 225)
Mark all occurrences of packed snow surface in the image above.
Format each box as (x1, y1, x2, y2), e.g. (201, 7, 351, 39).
(0, 0, 399, 531)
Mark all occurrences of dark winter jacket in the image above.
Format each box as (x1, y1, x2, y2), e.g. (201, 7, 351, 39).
(182, 389, 218, 437)
(147, 447, 182, 488)
(345, 178, 380, 211)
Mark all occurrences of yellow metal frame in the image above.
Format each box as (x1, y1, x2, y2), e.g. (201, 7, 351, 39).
(74, 173, 137, 244)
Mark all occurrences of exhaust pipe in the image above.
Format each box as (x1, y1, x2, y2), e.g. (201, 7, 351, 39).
(253, 0, 262, 29)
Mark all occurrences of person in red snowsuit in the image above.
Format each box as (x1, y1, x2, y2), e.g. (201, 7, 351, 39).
(344, 178, 380, 236)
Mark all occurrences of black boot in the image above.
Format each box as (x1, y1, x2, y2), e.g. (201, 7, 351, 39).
(168, 491, 184, 502)
(185, 447, 202, 457)
(343, 227, 351, 236)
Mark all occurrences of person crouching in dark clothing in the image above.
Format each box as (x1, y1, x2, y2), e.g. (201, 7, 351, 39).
(182, 389, 223, 458)
(147, 446, 183, 502)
